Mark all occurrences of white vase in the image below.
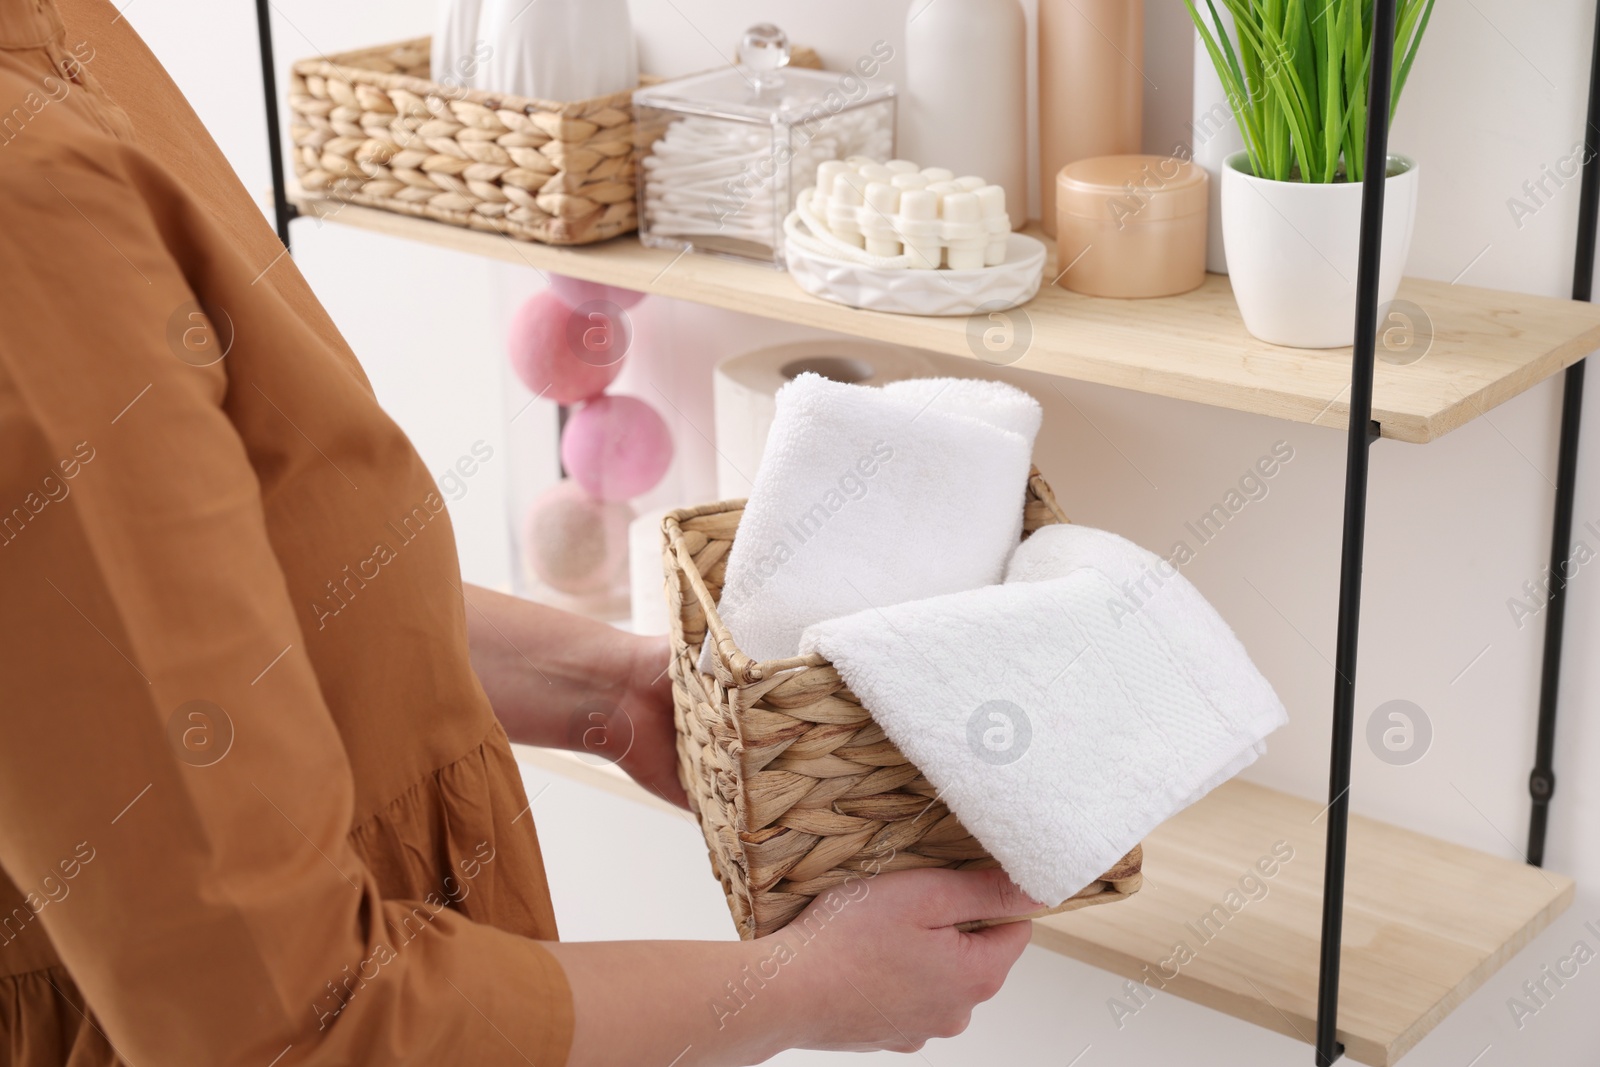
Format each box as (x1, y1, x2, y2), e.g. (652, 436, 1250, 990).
(477, 0, 638, 102)
(431, 0, 486, 92)
(1221, 152, 1419, 349)
(901, 0, 1028, 230)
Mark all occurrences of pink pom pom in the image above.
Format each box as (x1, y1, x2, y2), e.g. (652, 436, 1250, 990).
(550, 274, 647, 310)
(560, 394, 674, 502)
(507, 290, 627, 404)
(521, 480, 632, 595)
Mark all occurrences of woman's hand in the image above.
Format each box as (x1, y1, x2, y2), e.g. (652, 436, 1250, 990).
(545, 867, 1039, 1065)
(610, 632, 690, 809)
(778, 866, 1038, 1053)
(462, 586, 690, 808)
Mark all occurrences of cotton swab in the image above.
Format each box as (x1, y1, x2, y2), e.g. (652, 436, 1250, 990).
(642, 108, 891, 254)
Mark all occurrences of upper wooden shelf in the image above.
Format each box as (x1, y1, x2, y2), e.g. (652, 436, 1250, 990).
(515, 746, 1572, 1067)
(291, 194, 1600, 443)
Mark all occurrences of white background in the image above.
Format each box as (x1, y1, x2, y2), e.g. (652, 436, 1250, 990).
(122, 0, 1600, 1063)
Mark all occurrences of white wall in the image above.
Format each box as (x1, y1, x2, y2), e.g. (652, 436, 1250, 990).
(125, 1, 1600, 1063)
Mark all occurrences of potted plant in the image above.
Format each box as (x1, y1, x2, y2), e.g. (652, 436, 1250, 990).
(1186, 0, 1436, 348)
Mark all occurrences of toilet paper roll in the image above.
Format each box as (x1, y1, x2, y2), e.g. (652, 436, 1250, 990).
(628, 507, 674, 636)
(712, 340, 935, 500)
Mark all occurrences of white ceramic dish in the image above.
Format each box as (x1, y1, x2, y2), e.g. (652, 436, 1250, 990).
(783, 214, 1047, 317)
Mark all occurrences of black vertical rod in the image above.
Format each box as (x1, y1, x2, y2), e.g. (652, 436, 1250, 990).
(1315, 1, 1398, 1063)
(1530, 363, 1586, 865)
(557, 403, 570, 477)
(1528, 0, 1600, 867)
(254, 0, 295, 249)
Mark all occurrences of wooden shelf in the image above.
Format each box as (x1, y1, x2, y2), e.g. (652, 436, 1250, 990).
(1034, 779, 1570, 1066)
(290, 194, 1600, 444)
(514, 748, 1571, 1066)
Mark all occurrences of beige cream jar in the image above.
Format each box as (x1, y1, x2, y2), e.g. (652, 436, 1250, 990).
(1055, 155, 1208, 298)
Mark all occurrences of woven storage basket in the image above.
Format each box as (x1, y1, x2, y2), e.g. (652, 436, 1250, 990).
(663, 469, 1144, 940)
(287, 38, 820, 246)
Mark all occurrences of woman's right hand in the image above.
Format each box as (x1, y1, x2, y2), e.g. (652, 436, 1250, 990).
(775, 867, 1040, 1054)
(548, 866, 1040, 1066)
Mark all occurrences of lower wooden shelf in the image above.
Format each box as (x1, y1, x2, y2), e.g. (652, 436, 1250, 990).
(1034, 778, 1571, 1066)
(514, 746, 1572, 1066)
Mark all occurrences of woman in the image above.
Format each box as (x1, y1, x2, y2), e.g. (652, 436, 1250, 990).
(0, 1, 1035, 1063)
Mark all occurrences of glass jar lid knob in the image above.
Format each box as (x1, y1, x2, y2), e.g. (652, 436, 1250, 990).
(737, 24, 791, 95)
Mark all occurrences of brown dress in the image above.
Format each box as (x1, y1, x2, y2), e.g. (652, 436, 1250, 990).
(0, 1, 573, 1063)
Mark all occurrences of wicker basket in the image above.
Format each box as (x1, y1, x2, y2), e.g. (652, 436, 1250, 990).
(287, 38, 819, 246)
(663, 469, 1144, 940)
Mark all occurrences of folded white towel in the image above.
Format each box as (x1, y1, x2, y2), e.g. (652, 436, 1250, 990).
(798, 522, 1287, 905)
(702, 373, 1040, 670)
(879, 377, 1044, 441)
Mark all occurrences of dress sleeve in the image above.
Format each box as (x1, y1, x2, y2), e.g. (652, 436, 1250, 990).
(0, 109, 572, 1065)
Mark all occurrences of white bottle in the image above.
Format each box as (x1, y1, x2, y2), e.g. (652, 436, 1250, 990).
(1191, 15, 1246, 273)
(431, 0, 486, 93)
(477, 0, 638, 101)
(900, 0, 1027, 231)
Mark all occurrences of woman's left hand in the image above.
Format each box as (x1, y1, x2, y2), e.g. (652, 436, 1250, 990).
(606, 634, 690, 810)
(462, 585, 692, 810)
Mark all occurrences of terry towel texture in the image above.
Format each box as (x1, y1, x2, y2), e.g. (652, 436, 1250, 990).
(800, 523, 1288, 905)
(701, 373, 1042, 671)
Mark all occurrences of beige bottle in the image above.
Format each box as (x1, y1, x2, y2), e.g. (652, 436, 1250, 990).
(1038, 0, 1145, 236)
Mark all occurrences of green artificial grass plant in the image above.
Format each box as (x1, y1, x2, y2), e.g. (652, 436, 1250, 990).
(1185, 0, 1436, 183)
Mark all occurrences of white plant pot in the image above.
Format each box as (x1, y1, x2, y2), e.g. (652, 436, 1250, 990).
(1220, 151, 1419, 349)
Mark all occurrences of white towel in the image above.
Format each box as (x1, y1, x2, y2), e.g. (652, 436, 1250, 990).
(702, 374, 1040, 670)
(798, 522, 1287, 905)
(878, 377, 1044, 440)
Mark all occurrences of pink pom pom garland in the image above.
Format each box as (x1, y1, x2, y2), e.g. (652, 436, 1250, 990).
(507, 289, 632, 404)
(521, 479, 633, 595)
(559, 394, 674, 502)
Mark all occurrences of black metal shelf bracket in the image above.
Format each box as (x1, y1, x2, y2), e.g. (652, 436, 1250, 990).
(1528, 0, 1600, 868)
(254, 0, 296, 250)
(1315, 1, 1399, 1062)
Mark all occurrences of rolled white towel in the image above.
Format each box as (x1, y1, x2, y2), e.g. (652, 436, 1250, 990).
(702, 373, 1040, 671)
(879, 377, 1043, 442)
(800, 522, 1287, 905)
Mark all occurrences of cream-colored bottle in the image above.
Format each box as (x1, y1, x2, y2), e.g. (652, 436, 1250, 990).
(901, 0, 1028, 230)
(1038, 0, 1145, 236)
